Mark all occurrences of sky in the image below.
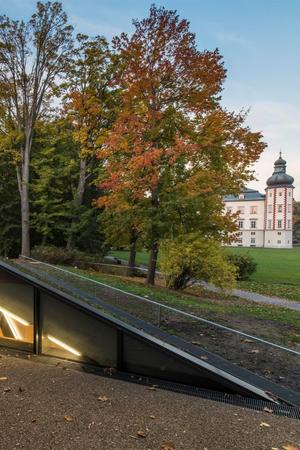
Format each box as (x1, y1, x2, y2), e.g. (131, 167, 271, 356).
(1, 0, 299, 198)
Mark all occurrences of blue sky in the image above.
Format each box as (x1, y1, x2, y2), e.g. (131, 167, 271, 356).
(1, 0, 300, 198)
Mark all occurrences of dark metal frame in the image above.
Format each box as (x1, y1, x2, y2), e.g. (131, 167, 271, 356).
(1, 259, 300, 408)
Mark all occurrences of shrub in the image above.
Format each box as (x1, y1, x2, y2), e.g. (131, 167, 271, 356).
(226, 253, 257, 280)
(31, 245, 98, 266)
(160, 233, 237, 290)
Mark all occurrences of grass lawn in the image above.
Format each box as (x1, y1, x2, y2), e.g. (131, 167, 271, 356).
(109, 250, 151, 266)
(225, 247, 300, 285)
(109, 247, 300, 301)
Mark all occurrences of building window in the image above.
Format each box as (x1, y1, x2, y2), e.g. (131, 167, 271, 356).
(237, 206, 245, 215)
(268, 220, 272, 229)
(251, 231, 256, 235)
(288, 219, 291, 228)
(277, 220, 282, 229)
(269, 192, 272, 197)
(288, 191, 292, 197)
(250, 206, 257, 214)
(251, 238, 256, 244)
(278, 232, 281, 235)
(279, 192, 282, 197)
(250, 220, 256, 229)
(237, 238, 243, 244)
(288, 204, 292, 213)
(268, 240, 270, 243)
(226, 207, 232, 213)
(268, 205, 272, 213)
(278, 204, 283, 213)
(238, 221, 244, 229)
(277, 240, 281, 244)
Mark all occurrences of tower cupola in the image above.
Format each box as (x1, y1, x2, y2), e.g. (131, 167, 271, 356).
(266, 152, 294, 187)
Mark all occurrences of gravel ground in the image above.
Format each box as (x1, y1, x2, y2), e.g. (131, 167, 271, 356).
(0, 351, 299, 450)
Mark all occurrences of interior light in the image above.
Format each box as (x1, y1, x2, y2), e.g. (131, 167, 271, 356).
(0, 306, 30, 326)
(4, 314, 22, 340)
(47, 335, 82, 357)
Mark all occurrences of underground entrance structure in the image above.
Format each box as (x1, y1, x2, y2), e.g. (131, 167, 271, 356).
(0, 259, 300, 418)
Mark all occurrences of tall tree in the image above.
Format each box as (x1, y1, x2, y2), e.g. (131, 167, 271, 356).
(64, 33, 114, 250)
(99, 6, 266, 284)
(0, 2, 73, 256)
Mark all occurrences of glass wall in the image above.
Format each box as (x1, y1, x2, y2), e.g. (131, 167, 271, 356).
(0, 269, 34, 349)
(40, 291, 117, 366)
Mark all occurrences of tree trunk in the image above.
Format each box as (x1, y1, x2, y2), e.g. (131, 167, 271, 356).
(127, 228, 138, 277)
(20, 133, 32, 257)
(147, 240, 158, 285)
(146, 187, 159, 285)
(20, 185, 30, 257)
(67, 158, 87, 250)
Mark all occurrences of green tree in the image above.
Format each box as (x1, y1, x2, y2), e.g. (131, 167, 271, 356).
(0, 152, 20, 256)
(63, 33, 115, 250)
(293, 200, 300, 241)
(31, 119, 79, 246)
(0, 1, 73, 256)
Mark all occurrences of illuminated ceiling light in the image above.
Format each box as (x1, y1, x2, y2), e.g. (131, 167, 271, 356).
(0, 306, 30, 326)
(47, 335, 82, 357)
(4, 314, 22, 340)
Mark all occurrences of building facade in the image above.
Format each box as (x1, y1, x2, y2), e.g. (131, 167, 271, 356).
(224, 154, 294, 248)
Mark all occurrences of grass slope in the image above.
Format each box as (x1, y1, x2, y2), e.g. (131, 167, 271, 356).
(69, 267, 300, 343)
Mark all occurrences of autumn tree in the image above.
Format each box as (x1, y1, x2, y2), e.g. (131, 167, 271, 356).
(0, 2, 73, 256)
(99, 6, 266, 284)
(64, 33, 115, 250)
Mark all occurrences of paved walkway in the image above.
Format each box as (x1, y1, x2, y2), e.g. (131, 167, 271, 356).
(201, 281, 300, 311)
(0, 350, 299, 450)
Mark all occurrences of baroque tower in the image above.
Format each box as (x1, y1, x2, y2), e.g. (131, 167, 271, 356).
(264, 153, 294, 248)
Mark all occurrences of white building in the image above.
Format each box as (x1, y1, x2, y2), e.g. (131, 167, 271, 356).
(224, 154, 294, 248)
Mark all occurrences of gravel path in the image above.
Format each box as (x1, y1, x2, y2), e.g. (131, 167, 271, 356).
(0, 350, 299, 450)
(201, 281, 300, 311)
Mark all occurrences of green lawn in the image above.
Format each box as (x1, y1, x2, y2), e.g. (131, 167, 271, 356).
(109, 250, 151, 266)
(109, 247, 300, 301)
(225, 247, 300, 286)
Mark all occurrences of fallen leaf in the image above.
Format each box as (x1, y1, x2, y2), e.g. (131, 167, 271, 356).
(0, 377, 7, 381)
(150, 415, 157, 419)
(161, 442, 175, 450)
(260, 422, 270, 428)
(137, 430, 147, 438)
(250, 349, 260, 354)
(263, 407, 273, 414)
(64, 415, 74, 422)
(200, 356, 208, 361)
(282, 445, 300, 450)
(242, 339, 254, 344)
(3, 387, 11, 393)
(98, 395, 109, 402)
(147, 386, 157, 391)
